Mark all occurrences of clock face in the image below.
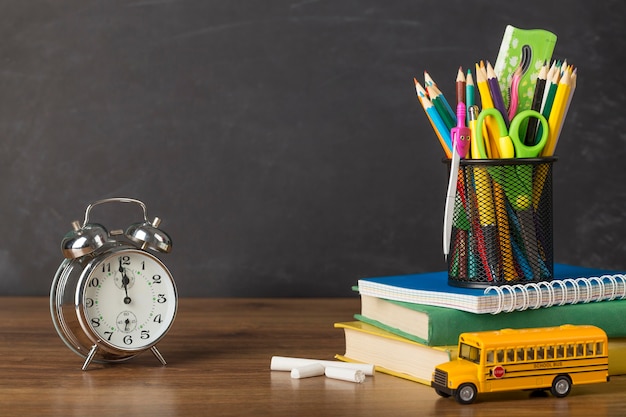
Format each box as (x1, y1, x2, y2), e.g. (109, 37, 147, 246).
(80, 248, 177, 352)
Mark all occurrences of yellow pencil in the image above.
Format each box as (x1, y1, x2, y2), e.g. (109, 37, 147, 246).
(493, 182, 515, 280)
(542, 66, 572, 156)
(475, 61, 501, 158)
(551, 67, 577, 155)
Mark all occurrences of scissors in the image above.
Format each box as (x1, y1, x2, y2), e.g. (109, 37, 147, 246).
(474, 108, 549, 160)
(474, 108, 549, 209)
(474, 108, 549, 280)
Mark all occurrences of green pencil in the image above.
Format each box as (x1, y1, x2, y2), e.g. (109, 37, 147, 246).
(538, 63, 559, 139)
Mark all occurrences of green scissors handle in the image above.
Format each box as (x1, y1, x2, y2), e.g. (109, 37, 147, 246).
(509, 110, 549, 158)
(475, 108, 549, 159)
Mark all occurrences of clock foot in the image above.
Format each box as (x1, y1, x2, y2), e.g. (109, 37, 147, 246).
(82, 345, 99, 371)
(150, 346, 167, 366)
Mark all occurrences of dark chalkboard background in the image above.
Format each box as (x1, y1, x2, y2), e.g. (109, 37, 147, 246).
(1, 0, 625, 297)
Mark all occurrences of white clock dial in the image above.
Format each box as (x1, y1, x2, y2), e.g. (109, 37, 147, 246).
(81, 248, 177, 352)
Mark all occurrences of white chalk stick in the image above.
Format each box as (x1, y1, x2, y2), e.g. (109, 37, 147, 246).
(325, 366, 365, 383)
(270, 356, 375, 376)
(290, 363, 326, 379)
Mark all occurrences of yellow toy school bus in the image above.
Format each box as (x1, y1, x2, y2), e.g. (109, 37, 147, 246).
(431, 324, 609, 404)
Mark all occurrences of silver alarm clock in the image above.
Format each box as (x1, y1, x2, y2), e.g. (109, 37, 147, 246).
(50, 198, 178, 370)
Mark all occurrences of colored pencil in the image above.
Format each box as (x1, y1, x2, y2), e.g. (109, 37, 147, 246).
(427, 84, 456, 131)
(465, 69, 475, 117)
(414, 78, 452, 157)
(537, 62, 560, 140)
(475, 61, 500, 158)
(523, 62, 548, 145)
(456, 66, 466, 105)
(486, 61, 509, 126)
(542, 66, 573, 156)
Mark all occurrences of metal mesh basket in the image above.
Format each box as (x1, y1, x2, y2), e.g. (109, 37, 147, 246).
(447, 158, 556, 288)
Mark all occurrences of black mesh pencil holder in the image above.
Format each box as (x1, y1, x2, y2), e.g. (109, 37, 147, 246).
(446, 157, 556, 288)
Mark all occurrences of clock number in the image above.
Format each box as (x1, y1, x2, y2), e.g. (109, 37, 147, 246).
(154, 314, 162, 323)
(141, 330, 150, 339)
(101, 263, 111, 273)
(157, 294, 167, 303)
(91, 318, 101, 327)
(141, 261, 146, 270)
(120, 256, 130, 265)
(85, 298, 94, 308)
(88, 277, 99, 288)
(123, 335, 133, 345)
(152, 274, 162, 284)
(104, 331, 113, 341)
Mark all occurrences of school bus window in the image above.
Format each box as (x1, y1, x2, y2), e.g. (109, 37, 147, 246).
(536, 346, 545, 360)
(556, 345, 565, 358)
(486, 350, 494, 365)
(459, 343, 481, 363)
(586, 342, 595, 355)
(576, 343, 585, 357)
(546, 346, 555, 359)
(496, 349, 504, 363)
(566, 344, 575, 357)
(516, 347, 525, 361)
(506, 348, 515, 362)
(526, 347, 535, 361)
(596, 342, 604, 355)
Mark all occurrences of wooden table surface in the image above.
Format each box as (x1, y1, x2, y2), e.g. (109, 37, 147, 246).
(2, 297, 626, 416)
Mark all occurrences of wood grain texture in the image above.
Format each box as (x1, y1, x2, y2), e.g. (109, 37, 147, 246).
(1, 297, 625, 416)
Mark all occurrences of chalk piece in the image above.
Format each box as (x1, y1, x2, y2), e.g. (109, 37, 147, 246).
(270, 356, 375, 376)
(325, 366, 366, 383)
(290, 363, 326, 379)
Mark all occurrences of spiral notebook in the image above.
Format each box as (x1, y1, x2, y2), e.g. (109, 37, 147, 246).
(357, 264, 626, 314)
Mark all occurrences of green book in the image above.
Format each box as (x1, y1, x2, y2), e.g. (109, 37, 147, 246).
(356, 294, 626, 347)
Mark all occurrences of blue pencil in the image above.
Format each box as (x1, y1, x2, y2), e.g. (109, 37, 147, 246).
(414, 79, 452, 156)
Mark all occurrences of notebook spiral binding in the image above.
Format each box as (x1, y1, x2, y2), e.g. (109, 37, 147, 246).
(483, 274, 626, 314)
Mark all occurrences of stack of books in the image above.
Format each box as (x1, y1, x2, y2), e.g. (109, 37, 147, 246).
(334, 264, 626, 385)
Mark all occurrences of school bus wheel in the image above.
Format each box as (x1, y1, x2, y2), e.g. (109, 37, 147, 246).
(550, 375, 572, 398)
(455, 383, 477, 405)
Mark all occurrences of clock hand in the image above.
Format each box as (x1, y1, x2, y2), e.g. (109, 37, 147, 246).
(122, 270, 132, 304)
(124, 318, 130, 332)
